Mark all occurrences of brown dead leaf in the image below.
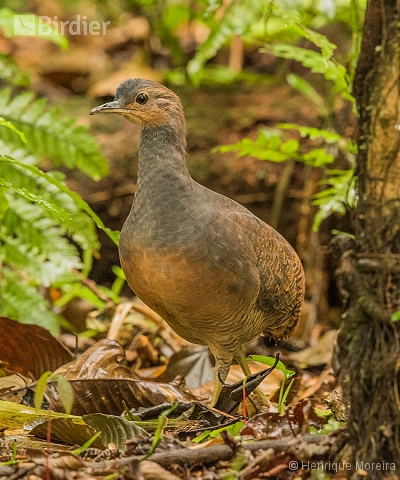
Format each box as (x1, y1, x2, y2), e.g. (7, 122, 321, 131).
(158, 346, 213, 389)
(240, 400, 326, 440)
(47, 378, 190, 416)
(140, 460, 181, 480)
(29, 451, 87, 470)
(54, 338, 134, 379)
(0, 317, 73, 379)
(45, 339, 190, 415)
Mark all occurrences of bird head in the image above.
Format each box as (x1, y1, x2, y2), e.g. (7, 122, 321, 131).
(90, 78, 185, 130)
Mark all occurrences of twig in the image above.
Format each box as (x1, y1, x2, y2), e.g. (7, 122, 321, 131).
(206, 406, 239, 421)
(90, 434, 330, 470)
(128, 303, 163, 326)
(107, 302, 135, 340)
(229, 35, 244, 72)
(269, 160, 295, 229)
(107, 301, 164, 341)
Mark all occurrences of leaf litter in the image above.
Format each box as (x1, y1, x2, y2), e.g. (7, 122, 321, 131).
(0, 304, 343, 479)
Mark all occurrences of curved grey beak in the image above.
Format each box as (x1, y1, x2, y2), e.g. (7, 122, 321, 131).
(90, 100, 127, 115)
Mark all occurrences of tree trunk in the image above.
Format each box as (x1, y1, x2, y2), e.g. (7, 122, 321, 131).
(336, 0, 400, 477)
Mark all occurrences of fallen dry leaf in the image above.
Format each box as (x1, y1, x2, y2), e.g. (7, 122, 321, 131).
(0, 317, 73, 379)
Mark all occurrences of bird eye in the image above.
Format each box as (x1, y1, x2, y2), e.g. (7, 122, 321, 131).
(136, 93, 148, 105)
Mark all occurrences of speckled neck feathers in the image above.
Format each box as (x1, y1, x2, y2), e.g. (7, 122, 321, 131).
(124, 96, 193, 242)
(136, 110, 191, 199)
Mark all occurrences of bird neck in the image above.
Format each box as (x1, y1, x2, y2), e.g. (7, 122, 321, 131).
(135, 124, 191, 198)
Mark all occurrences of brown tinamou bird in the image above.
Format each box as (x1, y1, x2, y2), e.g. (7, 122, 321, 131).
(90, 79, 305, 406)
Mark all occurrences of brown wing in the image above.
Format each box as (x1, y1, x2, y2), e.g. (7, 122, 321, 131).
(209, 190, 305, 339)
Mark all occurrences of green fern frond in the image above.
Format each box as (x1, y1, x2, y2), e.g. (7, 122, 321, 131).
(312, 169, 356, 230)
(0, 139, 37, 164)
(187, 0, 262, 83)
(0, 116, 27, 142)
(1, 197, 82, 284)
(266, 44, 352, 101)
(0, 187, 8, 221)
(0, 53, 30, 87)
(0, 266, 61, 336)
(0, 88, 108, 180)
(0, 157, 118, 246)
(0, 147, 119, 331)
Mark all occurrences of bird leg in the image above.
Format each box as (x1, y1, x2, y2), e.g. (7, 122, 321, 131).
(235, 348, 271, 407)
(209, 348, 271, 408)
(210, 353, 232, 407)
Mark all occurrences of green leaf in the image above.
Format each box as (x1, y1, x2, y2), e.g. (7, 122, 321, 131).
(312, 169, 355, 230)
(0, 152, 115, 332)
(34, 371, 52, 410)
(72, 431, 103, 455)
(265, 44, 352, 100)
(83, 414, 149, 450)
(55, 375, 74, 414)
(0, 267, 62, 335)
(0, 88, 108, 180)
(56, 284, 106, 310)
(0, 117, 26, 143)
(303, 148, 334, 167)
(247, 355, 295, 381)
(278, 123, 342, 143)
(192, 421, 245, 443)
(188, 0, 262, 84)
(0, 187, 9, 220)
(0, 400, 76, 430)
(31, 417, 106, 449)
(314, 408, 333, 418)
(0, 53, 30, 87)
(310, 417, 346, 435)
(391, 311, 400, 322)
(281, 138, 299, 154)
(292, 23, 336, 58)
(286, 73, 328, 115)
(278, 378, 294, 414)
(141, 402, 178, 460)
(0, 156, 119, 245)
(162, 5, 190, 33)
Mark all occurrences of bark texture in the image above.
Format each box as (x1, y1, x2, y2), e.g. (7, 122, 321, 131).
(336, 0, 400, 477)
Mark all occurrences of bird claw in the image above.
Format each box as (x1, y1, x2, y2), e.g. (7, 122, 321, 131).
(213, 355, 280, 414)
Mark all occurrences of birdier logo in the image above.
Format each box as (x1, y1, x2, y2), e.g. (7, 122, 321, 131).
(13, 14, 110, 36)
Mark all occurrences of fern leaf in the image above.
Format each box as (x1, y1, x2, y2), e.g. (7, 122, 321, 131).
(8, 91, 36, 117)
(0, 187, 8, 220)
(0, 89, 109, 180)
(277, 124, 342, 143)
(0, 266, 61, 335)
(312, 169, 356, 230)
(187, 0, 262, 83)
(0, 156, 119, 246)
(0, 53, 30, 86)
(266, 44, 352, 100)
(0, 117, 27, 142)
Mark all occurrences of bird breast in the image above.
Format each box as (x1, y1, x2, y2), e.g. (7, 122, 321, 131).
(119, 214, 264, 345)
